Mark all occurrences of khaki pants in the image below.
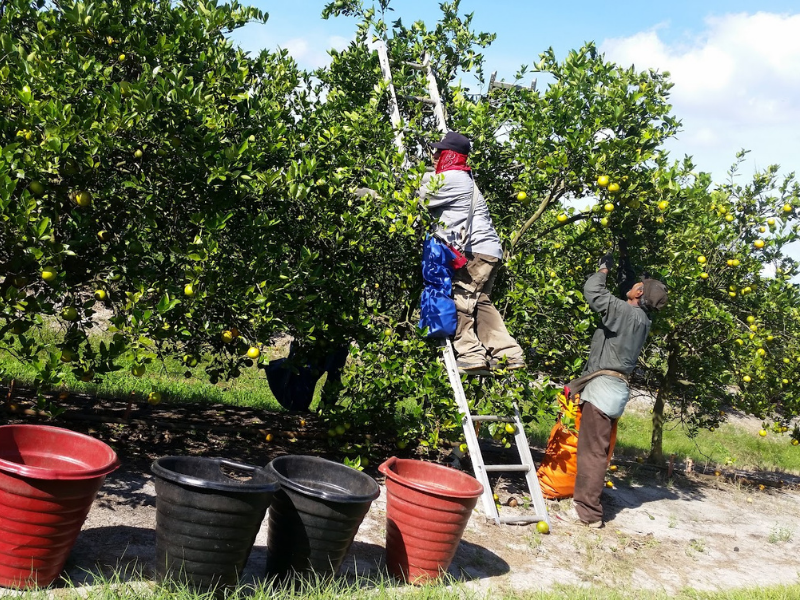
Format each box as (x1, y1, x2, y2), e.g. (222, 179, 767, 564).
(452, 253, 524, 364)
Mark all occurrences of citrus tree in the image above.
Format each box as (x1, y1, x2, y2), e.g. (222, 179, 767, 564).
(319, 0, 683, 447)
(0, 0, 426, 404)
(4, 0, 798, 462)
(630, 156, 800, 462)
(323, 0, 800, 458)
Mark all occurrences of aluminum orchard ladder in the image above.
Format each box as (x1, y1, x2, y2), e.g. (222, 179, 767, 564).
(375, 40, 550, 527)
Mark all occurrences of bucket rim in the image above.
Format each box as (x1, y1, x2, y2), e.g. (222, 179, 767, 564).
(151, 456, 281, 493)
(378, 456, 483, 498)
(267, 455, 380, 503)
(0, 424, 120, 480)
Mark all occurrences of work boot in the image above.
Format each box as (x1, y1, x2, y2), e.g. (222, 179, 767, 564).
(489, 357, 526, 371)
(557, 506, 604, 529)
(456, 358, 490, 376)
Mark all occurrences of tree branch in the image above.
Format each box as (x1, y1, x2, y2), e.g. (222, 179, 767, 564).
(507, 182, 566, 256)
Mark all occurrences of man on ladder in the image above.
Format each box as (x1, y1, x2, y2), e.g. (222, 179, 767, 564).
(418, 130, 526, 375)
(376, 41, 549, 526)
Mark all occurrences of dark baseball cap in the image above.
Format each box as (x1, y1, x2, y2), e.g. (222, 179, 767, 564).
(431, 131, 471, 155)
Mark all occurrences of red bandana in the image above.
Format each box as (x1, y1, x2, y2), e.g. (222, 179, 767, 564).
(435, 150, 471, 174)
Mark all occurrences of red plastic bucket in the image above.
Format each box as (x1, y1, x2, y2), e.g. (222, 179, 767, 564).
(0, 424, 120, 589)
(379, 457, 483, 583)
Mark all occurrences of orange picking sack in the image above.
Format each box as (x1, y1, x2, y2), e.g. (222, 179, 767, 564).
(536, 392, 617, 500)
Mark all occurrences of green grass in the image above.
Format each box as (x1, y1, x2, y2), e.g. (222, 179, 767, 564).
(1, 349, 284, 410)
(12, 575, 800, 600)
(527, 410, 800, 474)
(0, 325, 287, 410)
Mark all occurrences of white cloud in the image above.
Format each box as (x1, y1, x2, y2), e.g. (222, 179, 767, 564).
(278, 35, 352, 69)
(601, 12, 800, 181)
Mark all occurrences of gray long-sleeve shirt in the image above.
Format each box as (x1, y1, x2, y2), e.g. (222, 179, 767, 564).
(418, 170, 503, 259)
(582, 271, 651, 376)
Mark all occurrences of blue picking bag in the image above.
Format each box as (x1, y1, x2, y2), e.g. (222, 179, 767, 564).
(419, 236, 458, 338)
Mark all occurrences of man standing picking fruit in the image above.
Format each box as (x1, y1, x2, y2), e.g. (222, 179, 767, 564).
(562, 244, 667, 528)
(418, 131, 525, 374)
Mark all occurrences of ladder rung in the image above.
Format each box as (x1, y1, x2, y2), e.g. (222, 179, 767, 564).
(469, 415, 515, 423)
(484, 464, 530, 473)
(401, 60, 428, 70)
(399, 94, 436, 105)
(498, 515, 547, 525)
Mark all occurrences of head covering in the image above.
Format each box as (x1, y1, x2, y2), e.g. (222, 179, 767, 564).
(431, 131, 471, 155)
(435, 149, 471, 174)
(641, 279, 668, 312)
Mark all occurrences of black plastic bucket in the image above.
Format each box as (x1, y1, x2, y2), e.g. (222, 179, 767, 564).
(265, 455, 380, 578)
(151, 457, 280, 591)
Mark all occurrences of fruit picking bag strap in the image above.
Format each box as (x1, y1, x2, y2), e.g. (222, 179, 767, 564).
(457, 174, 479, 252)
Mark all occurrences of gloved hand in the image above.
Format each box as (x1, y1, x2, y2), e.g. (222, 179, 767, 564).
(598, 252, 615, 272)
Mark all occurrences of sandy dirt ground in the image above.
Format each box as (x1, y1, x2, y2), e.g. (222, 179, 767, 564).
(39, 455, 798, 597)
(2, 387, 799, 597)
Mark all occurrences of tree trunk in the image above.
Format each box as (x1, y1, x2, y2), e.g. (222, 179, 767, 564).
(648, 387, 667, 465)
(648, 342, 679, 465)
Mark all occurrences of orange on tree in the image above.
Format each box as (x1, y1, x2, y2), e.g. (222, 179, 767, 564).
(74, 190, 92, 207)
(247, 346, 261, 359)
(28, 181, 45, 195)
(60, 306, 78, 321)
(607, 182, 620, 194)
(147, 392, 162, 405)
(596, 175, 609, 187)
(41, 266, 58, 282)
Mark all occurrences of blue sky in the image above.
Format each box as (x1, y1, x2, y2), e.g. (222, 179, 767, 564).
(231, 1, 800, 184)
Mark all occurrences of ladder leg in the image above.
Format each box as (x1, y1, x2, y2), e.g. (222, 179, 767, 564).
(512, 403, 551, 527)
(440, 339, 499, 524)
